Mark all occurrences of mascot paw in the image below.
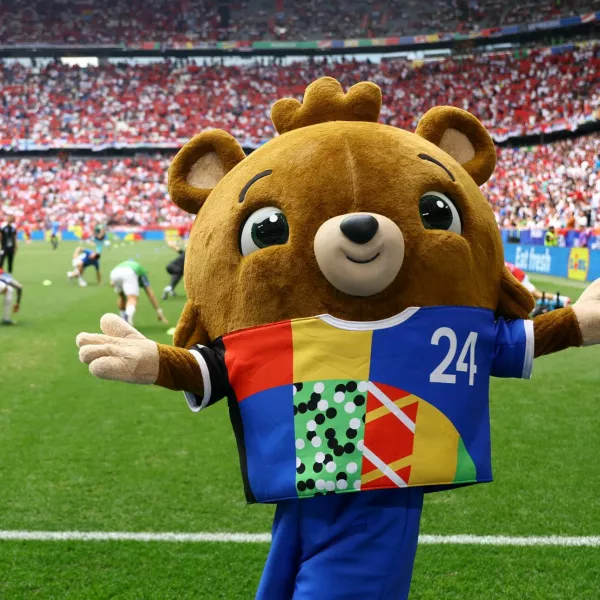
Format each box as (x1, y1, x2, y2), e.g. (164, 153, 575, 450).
(573, 278, 600, 346)
(76, 314, 160, 384)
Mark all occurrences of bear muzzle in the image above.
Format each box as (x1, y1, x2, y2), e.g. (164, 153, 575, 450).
(314, 213, 405, 297)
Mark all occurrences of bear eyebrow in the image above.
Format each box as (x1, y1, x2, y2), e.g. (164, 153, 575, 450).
(418, 153, 455, 182)
(238, 170, 273, 203)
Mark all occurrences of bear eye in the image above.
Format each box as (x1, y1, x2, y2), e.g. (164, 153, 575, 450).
(419, 192, 462, 235)
(239, 206, 289, 256)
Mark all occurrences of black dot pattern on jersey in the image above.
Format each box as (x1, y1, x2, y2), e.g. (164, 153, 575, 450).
(293, 379, 368, 496)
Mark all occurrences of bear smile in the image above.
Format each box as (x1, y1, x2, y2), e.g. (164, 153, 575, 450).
(346, 252, 380, 264)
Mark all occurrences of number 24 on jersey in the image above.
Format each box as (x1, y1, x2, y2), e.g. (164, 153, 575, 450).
(430, 328, 478, 386)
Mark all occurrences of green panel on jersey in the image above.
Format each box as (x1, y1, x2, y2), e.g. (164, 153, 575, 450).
(453, 437, 477, 483)
(293, 380, 366, 497)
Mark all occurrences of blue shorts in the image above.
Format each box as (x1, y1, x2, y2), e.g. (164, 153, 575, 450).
(82, 257, 100, 270)
(256, 488, 424, 600)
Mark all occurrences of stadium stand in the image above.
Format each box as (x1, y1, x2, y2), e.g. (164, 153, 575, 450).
(489, 133, 600, 230)
(1, 44, 598, 151)
(0, 156, 178, 228)
(501, 0, 598, 27)
(1, 134, 598, 229)
(278, 0, 600, 40)
(0, 0, 598, 44)
(0, 3, 598, 233)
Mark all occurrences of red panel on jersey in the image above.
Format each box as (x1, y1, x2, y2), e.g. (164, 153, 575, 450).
(401, 400, 419, 423)
(361, 383, 418, 489)
(223, 320, 293, 403)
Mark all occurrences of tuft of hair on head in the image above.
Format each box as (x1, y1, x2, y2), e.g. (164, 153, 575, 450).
(271, 76, 382, 135)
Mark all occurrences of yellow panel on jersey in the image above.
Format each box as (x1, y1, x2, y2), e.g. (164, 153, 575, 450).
(408, 400, 460, 486)
(291, 317, 372, 383)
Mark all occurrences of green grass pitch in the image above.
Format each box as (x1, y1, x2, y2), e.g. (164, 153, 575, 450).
(1, 241, 599, 599)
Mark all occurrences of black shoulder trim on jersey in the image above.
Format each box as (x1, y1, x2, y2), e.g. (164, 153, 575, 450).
(213, 337, 257, 504)
(192, 344, 229, 407)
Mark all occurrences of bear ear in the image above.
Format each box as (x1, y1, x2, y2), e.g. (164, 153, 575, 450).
(496, 266, 535, 320)
(168, 130, 246, 214)
(415, 106, 496, 186)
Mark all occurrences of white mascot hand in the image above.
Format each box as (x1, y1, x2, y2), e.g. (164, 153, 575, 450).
(76, 314, 160, 384)
(572, 278, 600, 346)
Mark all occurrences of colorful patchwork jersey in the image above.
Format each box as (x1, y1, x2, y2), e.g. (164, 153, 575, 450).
(184, 306, 534, 503)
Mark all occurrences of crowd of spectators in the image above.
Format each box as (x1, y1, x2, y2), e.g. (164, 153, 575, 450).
(1, 44, 598, 150)
(1, 133, 598, 229)
(0, 0, 233, 46)
(0, 0, 598, 45)
(0, 156, 184, 229)
(489, 133, 600, 231)
(500, 0, 598, 28)
(278, 0, 600, 40)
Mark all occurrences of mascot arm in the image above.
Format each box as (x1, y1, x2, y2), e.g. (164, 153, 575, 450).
(533, 278, 600, 358)
(155, 343, 204, 394)
(77, 314, 204, 395)
(533, 308, 582, 358)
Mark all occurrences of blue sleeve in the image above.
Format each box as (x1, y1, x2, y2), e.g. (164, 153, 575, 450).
(491, 318, 534, 379)
(139, 274, 150, 288)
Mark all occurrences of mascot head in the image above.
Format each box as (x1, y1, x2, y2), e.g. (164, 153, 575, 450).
(168, 77, 533, 346)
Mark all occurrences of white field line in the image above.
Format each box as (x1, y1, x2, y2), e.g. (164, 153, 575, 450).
(1, 531, 600, 547)
(419, 535, 600, 547)
(0, 531, 271, 543)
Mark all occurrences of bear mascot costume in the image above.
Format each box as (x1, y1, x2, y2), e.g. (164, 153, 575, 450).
(77, 77, 600, 599)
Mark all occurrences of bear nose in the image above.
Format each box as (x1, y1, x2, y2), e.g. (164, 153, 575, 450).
(340, 214, 379, 244)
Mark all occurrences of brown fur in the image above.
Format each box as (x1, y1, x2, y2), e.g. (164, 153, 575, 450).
(533, 308, 583, 358)
(498, 268, 535, 320)
(156, 343, 204, 394)
(415, 106, 497, 186)
(160, 77, 583, 391)
(271, 77, 382, 135)
(168, 129, 246, 215)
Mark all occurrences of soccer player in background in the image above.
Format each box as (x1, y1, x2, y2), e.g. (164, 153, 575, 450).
(0, 268, 22, 325)
(50, 221, 60, 250)
(162, 239, 186, 300)
(110, 259, 167, 327)
(0, 214, 18, 273)
(92, 224, 107, 254)
(68, 246, 102, 287)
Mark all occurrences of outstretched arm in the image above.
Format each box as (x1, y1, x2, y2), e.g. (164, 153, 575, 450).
(77, 314, 203, 394)
(533, 279, 600, 358)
